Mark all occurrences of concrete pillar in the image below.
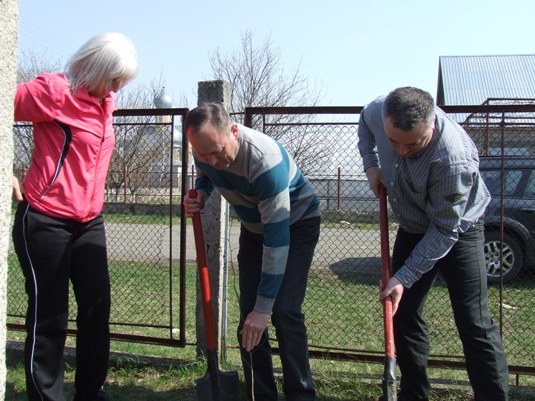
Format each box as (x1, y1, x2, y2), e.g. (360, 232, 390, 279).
(0, 1, 19, 399)
(194, 81, 232, 361)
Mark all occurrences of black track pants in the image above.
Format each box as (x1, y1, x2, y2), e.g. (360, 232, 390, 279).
(13, 201, 111, 401)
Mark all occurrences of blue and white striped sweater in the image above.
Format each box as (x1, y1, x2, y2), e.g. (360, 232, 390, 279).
(195, 124, 320, 313)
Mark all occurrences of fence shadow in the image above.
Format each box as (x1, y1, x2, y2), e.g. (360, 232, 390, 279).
(329, 257, 381, 283)
(5, 381, 199, 401)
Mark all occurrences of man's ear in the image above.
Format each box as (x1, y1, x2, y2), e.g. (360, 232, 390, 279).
(231, 123, 239, 140)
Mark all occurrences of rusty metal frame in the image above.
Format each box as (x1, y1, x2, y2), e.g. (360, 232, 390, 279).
(244, 103, 535, 377)
(8, 107, 191, 347)
(9, 103, 535, 378)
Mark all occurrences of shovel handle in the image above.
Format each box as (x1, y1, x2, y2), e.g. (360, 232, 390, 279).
(189, 189, 217, 351)
(379, 184, 395, 359)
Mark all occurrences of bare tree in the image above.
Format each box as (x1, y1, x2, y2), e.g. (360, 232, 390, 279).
(209, 30, 323, 113)
(208, 30, 330, 176)
(17, 49, 60, 83)
(13, 51, 61, 179)
(108, 79, 179, 202)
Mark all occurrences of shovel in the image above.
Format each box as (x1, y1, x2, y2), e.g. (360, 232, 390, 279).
(188, 189, 241, 401)
(378, 184, 397, 401)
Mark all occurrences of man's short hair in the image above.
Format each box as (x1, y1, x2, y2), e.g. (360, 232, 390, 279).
(383, 87, 435, 131)
(184, 103, 231, 134)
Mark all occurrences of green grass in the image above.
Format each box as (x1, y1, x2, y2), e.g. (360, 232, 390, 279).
(7, 356, 535, 400)
(6, 215, 535, 400)
(105, 212, 183, 225)
(6, 359, 204, 401)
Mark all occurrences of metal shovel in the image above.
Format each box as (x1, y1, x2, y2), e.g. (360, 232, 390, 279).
(189, 189, 241, 401)
(379, 184, 397, 401)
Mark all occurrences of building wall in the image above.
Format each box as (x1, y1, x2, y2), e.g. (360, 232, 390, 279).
(0, 0, 18, 399)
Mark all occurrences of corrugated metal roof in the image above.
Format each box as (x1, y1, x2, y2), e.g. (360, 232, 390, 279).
(437, 55, 535, 105)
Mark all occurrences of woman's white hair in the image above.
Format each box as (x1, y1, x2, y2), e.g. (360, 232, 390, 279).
(65, 32, 138, 94)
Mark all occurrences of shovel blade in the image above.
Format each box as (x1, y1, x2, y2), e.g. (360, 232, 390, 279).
(196, 370, 241, 401)
(380, 356, 397, 401)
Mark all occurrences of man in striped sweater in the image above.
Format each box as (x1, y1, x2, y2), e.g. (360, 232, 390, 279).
(183, 103, 321, 401)
(358, 87, 509, 401)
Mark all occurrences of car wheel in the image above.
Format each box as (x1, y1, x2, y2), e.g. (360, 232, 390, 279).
(484, 230, 524, 284)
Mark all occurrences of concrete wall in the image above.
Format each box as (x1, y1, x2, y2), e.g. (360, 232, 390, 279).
(0, 0, 19, 399)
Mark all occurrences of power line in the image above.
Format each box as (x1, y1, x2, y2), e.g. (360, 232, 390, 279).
(19, 16, 74, 63)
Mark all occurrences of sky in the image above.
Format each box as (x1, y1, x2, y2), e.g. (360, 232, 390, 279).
(17, 0, 535, 108)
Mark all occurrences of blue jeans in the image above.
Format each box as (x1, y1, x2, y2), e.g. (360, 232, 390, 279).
(392, 221, 509, 401)
(237, 217, 320, 401)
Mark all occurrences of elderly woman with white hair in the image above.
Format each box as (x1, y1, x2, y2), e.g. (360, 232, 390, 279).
(12, 32, 138, 401)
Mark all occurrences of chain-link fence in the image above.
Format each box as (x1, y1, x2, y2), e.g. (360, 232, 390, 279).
(9, 108, 191, 346)
(8, 103, 535, 377)
(237, 104, 535, 376)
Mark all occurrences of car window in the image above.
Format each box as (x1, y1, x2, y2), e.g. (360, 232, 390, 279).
(504, 170, 522, 196)
(480, 168, 523, 197)
(480, 170, 501, 196)
(524, 170, 535, 199)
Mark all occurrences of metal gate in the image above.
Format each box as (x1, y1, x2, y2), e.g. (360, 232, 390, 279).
(8, 107, 191, 347)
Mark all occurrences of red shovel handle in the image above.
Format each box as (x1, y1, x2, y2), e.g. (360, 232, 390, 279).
(379, 184, 395, 359)
(189, 189, 217, 351)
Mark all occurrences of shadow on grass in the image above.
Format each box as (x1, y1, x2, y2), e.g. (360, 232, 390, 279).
(6, 380, 199, 401)
(102, 383, 198, 401)
(329, 256, 381, 283)
(6, 347, 211, 401)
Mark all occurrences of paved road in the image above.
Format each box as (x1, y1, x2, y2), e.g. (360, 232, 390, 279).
(105, 222, 239, 263)
(105, 222, 390, 276)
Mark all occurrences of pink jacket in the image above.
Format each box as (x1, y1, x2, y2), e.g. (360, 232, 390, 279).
(15, 73, 117, 222)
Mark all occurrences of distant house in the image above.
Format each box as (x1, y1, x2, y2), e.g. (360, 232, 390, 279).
(436, 54, 535, 156)
(436, 54, 535, 106)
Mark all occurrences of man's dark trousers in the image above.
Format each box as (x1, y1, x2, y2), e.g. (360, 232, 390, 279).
(237, 217, 320, 401)
(392, 221, 509, 401)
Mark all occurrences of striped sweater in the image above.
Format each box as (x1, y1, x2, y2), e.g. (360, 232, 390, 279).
(195, 124, 320, 313)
